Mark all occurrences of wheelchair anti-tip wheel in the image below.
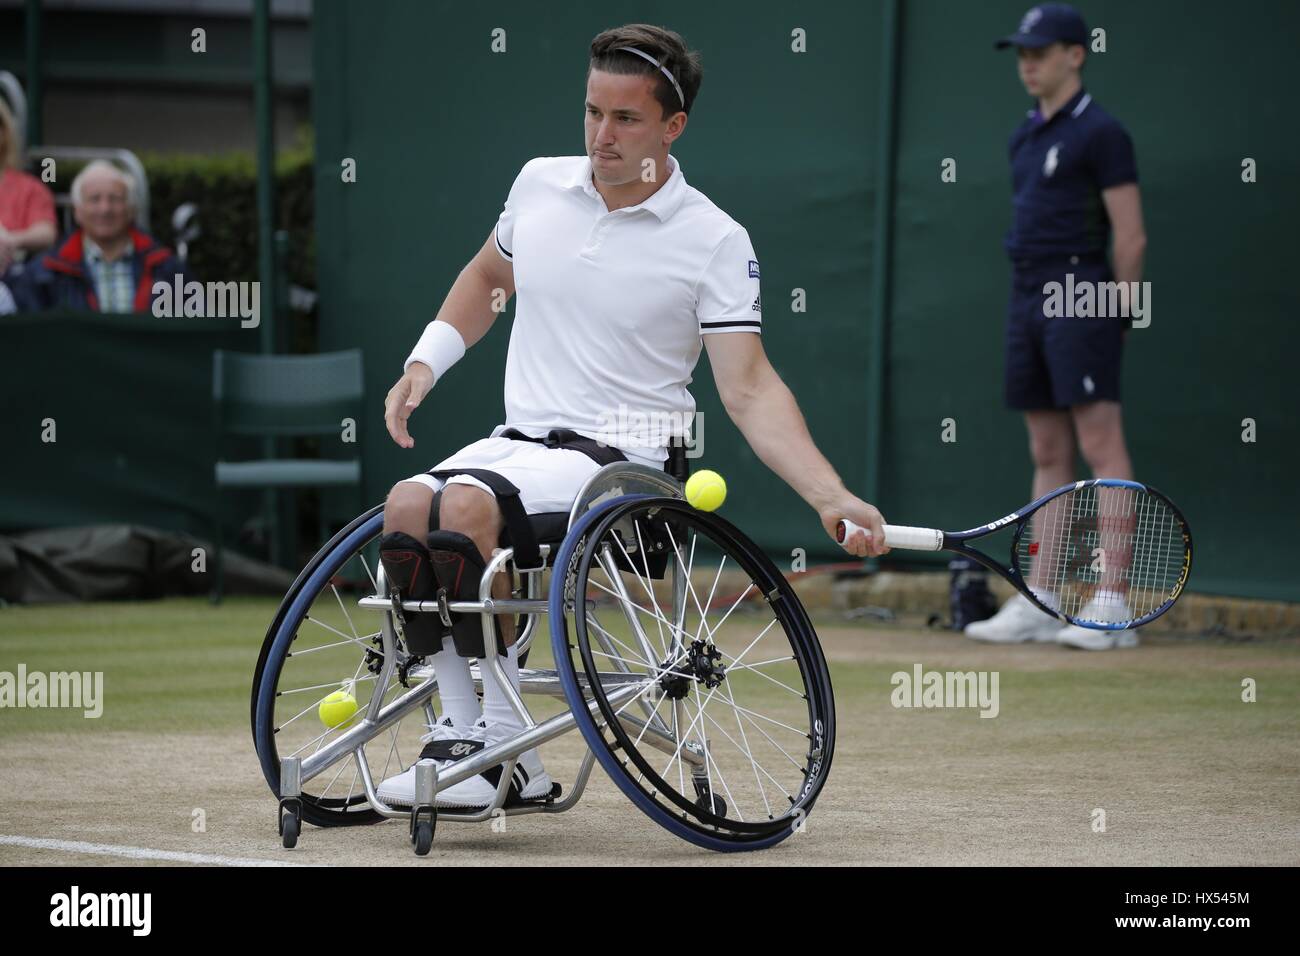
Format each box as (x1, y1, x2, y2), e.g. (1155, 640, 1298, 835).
(550, 495, 836, 852)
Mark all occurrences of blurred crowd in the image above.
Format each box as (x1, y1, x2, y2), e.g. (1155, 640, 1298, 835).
(0, 99, 181, 316)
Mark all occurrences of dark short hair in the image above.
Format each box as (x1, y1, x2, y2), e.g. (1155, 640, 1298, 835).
(589, 23, 703, 118)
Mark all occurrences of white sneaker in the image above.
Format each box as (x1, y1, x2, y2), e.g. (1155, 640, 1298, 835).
(1057, 592, 1139, 650)
(376, 715, 487, 808)
(434, 718, 554, 809)
(964, 594, 1060, 644)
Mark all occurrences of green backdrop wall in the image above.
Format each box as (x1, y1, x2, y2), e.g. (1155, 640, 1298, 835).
(0, 314, 262, 544)
(318, 1, 1299, 600)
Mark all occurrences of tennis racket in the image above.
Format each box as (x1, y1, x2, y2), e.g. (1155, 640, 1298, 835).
(837, 479, 1192, 629)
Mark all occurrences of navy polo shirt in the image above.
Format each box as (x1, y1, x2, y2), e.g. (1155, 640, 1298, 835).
(1005, 88, 1138, 261)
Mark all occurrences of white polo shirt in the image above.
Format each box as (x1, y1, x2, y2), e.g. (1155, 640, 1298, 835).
(490, 154, 761, 465)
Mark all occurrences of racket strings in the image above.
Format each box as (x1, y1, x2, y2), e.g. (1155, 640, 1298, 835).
(1018, 485, 1187, 626)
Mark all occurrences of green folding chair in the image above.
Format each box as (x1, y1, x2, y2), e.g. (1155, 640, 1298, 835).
(210, 349, 365, 603)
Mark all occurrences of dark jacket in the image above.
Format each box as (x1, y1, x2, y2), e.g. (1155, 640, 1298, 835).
(15, 229, 182, 313)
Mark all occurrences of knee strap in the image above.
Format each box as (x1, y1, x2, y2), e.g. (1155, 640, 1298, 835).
(424, 467, 543, 571)
(427, 529, 506, 659)
(378, 531, 450, 656)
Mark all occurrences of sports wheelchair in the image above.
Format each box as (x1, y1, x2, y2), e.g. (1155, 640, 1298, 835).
(251, 451, 835, 855)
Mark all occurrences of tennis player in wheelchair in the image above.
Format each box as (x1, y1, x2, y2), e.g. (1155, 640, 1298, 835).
(374, 31, 888, 812)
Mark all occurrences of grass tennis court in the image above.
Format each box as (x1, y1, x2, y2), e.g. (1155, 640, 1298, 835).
(2, 598, 1295, 866)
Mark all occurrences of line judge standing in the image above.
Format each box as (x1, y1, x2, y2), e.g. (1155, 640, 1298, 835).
(966, 4, 1148, 650)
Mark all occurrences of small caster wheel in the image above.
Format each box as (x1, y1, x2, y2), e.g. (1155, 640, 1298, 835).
(692, 778, 727, 819)
(278, 797, 302, 849)
(412, 819, 434, 856)
(696, 793, 727, 818)
(410, 805, 436, 857)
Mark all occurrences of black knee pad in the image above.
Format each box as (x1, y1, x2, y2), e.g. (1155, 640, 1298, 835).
(378, 531, 449, 656)
(427, 530, 506, 659)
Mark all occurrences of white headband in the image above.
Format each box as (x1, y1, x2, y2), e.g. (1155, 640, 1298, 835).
(614, 46, 685, 109)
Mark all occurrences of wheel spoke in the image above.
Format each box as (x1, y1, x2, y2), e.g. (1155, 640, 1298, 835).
(656, 679, 723, 780)
(695, 699, 795, 804)
(611, 675, 671, 721)
(289, 630, 381, 657)
(717, 672, 773, 818)
(722, 696, 811, 740)
(630, 518, 672, 659)
(379, 721, 403, 782)
(318, 754, 352, 801)
(695, 579, 757, 647)
(597, 541, 663, 667)
(584, 613, 657, 669)
(586, 576, 702, 651)
(299, 613, 364, 645)
(275, 673, 380, 738)
(716, 648, 806, 698)
(330, 582, 364, 650)
(588, 645, 694, 681)
(668, 527, 698, 655)
(686, 680, 743, 823)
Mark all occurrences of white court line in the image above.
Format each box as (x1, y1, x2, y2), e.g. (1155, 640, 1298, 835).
(0, 834, 305, 867)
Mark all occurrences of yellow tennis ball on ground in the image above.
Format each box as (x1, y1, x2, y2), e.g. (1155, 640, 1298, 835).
(685, 470, 727, 511)
(318, 688, 358, 729)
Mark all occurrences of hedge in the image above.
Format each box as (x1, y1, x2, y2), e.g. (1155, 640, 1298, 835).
(141, 134, 315, 296)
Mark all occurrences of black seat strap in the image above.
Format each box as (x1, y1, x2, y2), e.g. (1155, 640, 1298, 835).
(664, 434, 690, 483)
(424, 467, 543, 571)
(499, 427, 628, 467)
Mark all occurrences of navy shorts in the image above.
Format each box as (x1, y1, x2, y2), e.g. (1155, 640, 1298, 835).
(1003, 257, 1125, 410)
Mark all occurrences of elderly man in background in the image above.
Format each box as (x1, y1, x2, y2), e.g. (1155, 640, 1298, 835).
(18, 160, 181, 313)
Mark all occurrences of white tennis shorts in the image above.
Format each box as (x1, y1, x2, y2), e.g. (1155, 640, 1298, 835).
(400, 426, 661, 515)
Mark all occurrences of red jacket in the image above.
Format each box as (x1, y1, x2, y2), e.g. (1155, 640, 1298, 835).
(19, 228, 182, 312)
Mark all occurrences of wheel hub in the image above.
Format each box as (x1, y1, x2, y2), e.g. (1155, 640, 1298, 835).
(659, 639, 727, 697)
(658, 661, 690, 700)
(688, 639, 727, 689)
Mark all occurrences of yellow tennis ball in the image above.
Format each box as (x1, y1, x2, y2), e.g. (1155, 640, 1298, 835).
(685, 470, 727, 512)
(318, 689, 358, 729)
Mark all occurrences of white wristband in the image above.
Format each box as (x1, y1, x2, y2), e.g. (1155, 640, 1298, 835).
(404, 321, 466, 382)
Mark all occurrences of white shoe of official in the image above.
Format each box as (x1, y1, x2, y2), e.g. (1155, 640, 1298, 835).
(434, 718, 554, 809)
(964, 594, 1061, 644)
(1056, 592, 1139, 650)
(376, 715, 487, 808)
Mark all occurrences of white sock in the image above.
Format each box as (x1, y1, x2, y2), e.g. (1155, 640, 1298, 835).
(431, 643, 481, 728)
(480, 642, 523, 732)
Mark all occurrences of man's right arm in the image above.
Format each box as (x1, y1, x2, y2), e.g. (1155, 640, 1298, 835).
(385, 228, 515, 448)
(427, 227, 516, 351)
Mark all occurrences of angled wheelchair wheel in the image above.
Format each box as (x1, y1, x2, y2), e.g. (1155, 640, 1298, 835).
(252, 505, 429, 828)
(549, 495, 835, 852)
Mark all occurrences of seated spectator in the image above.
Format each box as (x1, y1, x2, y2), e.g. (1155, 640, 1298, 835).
(0, 98, 57, 274)
(0, 279, 15, 315)
(17, 160, 181, 313)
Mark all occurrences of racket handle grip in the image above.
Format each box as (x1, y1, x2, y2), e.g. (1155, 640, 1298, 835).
(836, 519, 943, 552)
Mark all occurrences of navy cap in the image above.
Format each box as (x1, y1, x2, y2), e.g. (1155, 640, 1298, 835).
(995, 3, 1088, 49)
